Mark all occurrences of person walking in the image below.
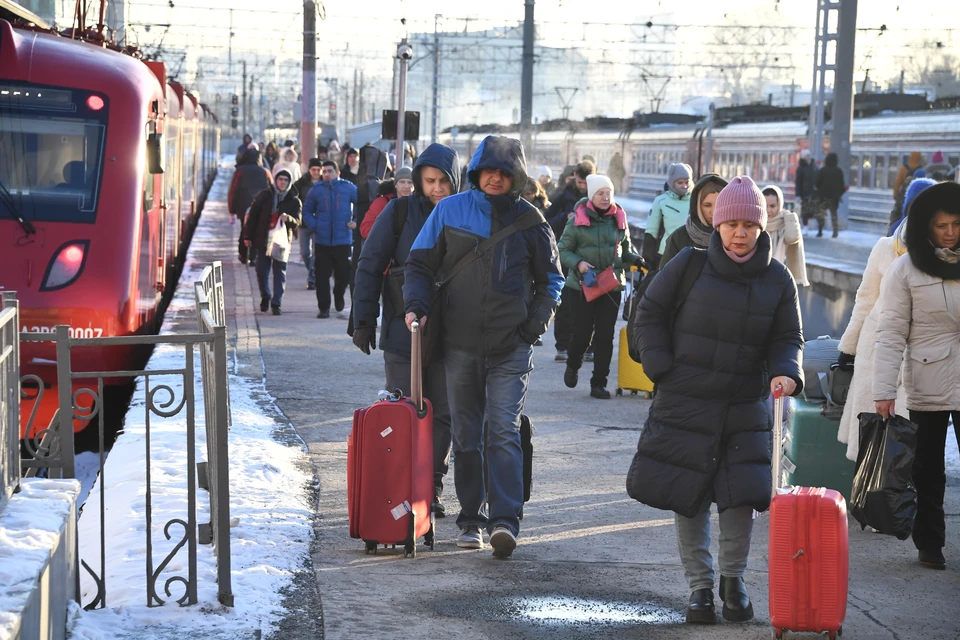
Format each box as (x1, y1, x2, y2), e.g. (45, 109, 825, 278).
(873, 182, 960, 571)
(538, 165, 556, 194)
(274, 146, 302, 182)
(353, 144, 460, 516)
(836, 178, 936, 460)
(264, 141, 280, 171)
(608, 152, 627, 193)
(522, 177, 550, 213)
(360, 167, 415, 238)
(762, 185, 809, 287)
(815, 152, 846, 238)
(403, 135, 564, 558)
(795, 149, 818, 229)
(228, 146, 273, 265)
(628, 176, 804, 624)
(243, 169, 302, 315)
(643, 163, 693, 267)
(292, 158, 323, 290)
(236, 134, 253, 164)
(558, 174, 642, 399)
(340, 148, 360, 186)
(302, 160, 357, 318)
(893, 151, 923, 200)
(660, 174, 727, 267)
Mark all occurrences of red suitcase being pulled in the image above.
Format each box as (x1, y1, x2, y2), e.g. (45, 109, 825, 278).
(347, 321, 435, 556)
(768, 387, 849, 639)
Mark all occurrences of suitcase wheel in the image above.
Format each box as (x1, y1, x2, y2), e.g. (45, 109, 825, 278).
(631, 390, 638, 396)
(404, 541, 416, 558)
(773, 630, 783, 640)
(364, 540, 377, 554)
(616, 388, 623, 396)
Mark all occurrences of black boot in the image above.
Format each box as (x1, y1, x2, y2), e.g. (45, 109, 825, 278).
(685, 589, 717, 624)
(590, 385, 611, 399)
(719, 576, 754, 622)
(919, 549, 946, 570)
(563, 365, 579, 389)
(260, 296, 270, 312)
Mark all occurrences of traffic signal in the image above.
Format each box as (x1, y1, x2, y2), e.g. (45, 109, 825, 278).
(231, 118, 238, 128)
(231, 94, 239, 105)
(231, 106, 239, 117)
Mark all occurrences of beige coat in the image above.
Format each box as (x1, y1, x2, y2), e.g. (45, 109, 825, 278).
(837, 235, 908, 460)
(874, 254, 960, 412)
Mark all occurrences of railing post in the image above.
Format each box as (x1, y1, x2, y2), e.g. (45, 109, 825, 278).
(55, 325, 75, 479)
(212, 323, 233, 607)
(1, 293, 20, 513)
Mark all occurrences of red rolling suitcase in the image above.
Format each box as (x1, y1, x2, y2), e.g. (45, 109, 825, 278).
(768, 386, 849, 639)
(347, 321, 435, 556)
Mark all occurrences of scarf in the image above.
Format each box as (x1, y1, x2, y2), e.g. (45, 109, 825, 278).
(934, 245, 960, 264)
(574, 201, 627, 230)
(685, 215, 713, 247)
(724, 244, 758, 264)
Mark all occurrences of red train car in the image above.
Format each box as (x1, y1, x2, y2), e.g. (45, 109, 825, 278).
(0, 19, 218, 437)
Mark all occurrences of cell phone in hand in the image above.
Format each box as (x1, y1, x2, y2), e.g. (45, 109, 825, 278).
(582, 267, 597, 287)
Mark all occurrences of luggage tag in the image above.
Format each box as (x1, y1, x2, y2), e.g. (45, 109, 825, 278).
(390, 500, 412, 520)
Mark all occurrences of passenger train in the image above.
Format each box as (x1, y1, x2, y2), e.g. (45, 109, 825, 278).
(0, 18, 220, 437)
(440, 110, 960, 233)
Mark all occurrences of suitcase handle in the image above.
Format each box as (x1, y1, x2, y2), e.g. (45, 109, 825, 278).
(772, 385, 785, 497)
(410, 320, 425, 416)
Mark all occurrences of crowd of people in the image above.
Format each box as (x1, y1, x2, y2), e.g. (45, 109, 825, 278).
(226, 132, 960, 624)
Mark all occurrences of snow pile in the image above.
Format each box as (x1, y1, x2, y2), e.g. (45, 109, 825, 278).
(0, 479, 79, 639)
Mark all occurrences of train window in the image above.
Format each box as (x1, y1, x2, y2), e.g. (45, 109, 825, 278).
(849, 155, 860, 187)
(861, 156, 873, 189)
(888, 155, 900, 189)
(0, 84, 108, 224)
(143, 161, 155, 213)
(874, 155, 886, 189)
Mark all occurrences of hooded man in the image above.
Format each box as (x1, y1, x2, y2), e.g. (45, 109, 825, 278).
(244, 169, 302, 314)
(643, 162, 693, 267)
(274, 147, 302, 182)
(340, 147, 360, 186)
(403, 136, 564, 559)
(228, 146, 273, 264)
(660, 174, 727, 268)
(795, 149, 818, 227)
(353, 144, 461, 517)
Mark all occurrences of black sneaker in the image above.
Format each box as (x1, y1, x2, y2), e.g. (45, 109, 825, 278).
(307, 282, 316, 290)
(919, 549, 946, 570)
(260, 296, 270, 312)
(317, 310, 330, 319)
(271, 306, 282, 316)
(555, 349, 568, 362)
(590, 386, 611, 399)
(563, 366, 579, 389)
(431, 498, 446, 518)
(584, 350, 594, 362)
(335, 295, 345, 312)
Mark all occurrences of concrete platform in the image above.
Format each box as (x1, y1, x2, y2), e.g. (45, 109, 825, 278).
(200, 175, 960, 639)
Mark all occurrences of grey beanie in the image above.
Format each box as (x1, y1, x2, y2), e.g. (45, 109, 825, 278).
(395, 166, 413, 182)
(667, 163, 694, 196)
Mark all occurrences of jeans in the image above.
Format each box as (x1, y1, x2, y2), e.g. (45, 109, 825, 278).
(567, 289, 621, 387)
(908, 410, 960, 551)
(675, 504, 755, 593)
(384, 351, 453, 497)
(299, 228, 315, 285)
(255, 251, 288, 308)
(445, 344, 533, 536)
(314, 244, 351, 312)
(553, 284, 575, 351)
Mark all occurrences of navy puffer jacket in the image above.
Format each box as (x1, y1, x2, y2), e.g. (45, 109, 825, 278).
(627, 232, 804, 517)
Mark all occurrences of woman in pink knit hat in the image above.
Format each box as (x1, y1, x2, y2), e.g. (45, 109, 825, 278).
(627, 175, 804, 625)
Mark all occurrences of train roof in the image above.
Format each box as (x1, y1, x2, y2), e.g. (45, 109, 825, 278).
(1, 19, 162, 105)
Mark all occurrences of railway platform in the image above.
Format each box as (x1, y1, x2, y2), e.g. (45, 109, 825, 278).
(198, 176, 960, 638)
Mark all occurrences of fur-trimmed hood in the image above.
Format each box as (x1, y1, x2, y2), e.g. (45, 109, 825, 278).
(905, 182, 960, 280)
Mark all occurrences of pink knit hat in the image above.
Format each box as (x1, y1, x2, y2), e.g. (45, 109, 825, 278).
(712, 176, 767, 230)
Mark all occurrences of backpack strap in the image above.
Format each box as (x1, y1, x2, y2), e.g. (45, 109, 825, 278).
(671, 248, 708, 323)
(439, 209, 544, 288)
(391, 197, 409, 244)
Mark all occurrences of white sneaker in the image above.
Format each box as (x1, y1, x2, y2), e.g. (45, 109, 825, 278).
(489, 526, 517, 559)
(457, 526, 484, 549)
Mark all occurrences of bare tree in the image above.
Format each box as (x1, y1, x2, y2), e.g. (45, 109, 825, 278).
(897, 37, 960, 98)
(708, 23, 795, 105)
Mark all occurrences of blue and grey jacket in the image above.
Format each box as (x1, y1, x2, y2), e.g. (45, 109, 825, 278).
(404, 136, 564, 355)
(354, 144, 462, 356)
(302, 178, 358, 246)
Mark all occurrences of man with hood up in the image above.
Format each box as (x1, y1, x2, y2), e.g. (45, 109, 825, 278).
(274, 147, 302, 182)
(228, 146, 273, 264)
(352, 144, 461, 517)
(795, 149, 818, 228)
(660, 174, 727, 268)
(643, 163, 693, 267)
(404, 136, 565, 559)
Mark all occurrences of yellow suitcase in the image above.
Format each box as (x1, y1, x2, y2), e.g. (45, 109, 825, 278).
(616, 266, 654, 398)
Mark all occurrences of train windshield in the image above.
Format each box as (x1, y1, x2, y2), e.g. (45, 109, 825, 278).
(0, 83, 108, 224)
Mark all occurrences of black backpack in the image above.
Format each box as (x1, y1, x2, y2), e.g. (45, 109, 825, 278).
(626, 248, 707, 364)
(357, 144, 390, 208)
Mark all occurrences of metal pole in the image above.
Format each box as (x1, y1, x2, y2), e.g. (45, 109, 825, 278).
(241, 60, 247, 135)
(352, 68, 359, 127)
(391, 57, 398, 110)
(228, 8, 233, 77)
(832, 0, 858, 230)
(55, 326, 75, 480)
(704, 103, 715, 174)
(302, 0, 317, 167)
(396, 39, 411, 167)
(431, 14, 441, 144)
(520, 0, 535, 147)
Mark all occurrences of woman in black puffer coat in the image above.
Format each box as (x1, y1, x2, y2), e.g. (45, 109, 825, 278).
(627, 176, 804, 625)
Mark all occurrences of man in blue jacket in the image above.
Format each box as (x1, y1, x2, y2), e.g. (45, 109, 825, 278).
(352, 143, 460, 516)
(302, 160, 358, 318)
(403, 136, 564, 559)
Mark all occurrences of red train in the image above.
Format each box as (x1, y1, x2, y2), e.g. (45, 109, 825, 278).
(0, 18, 220, 437)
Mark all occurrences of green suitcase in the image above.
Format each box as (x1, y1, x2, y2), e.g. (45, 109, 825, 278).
(782, 397, 856, 501)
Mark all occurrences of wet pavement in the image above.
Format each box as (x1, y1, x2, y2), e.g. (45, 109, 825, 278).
(202, 185, 960, 640)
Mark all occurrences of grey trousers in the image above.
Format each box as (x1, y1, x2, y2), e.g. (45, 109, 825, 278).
(383, 351, 452, 496)
(675, 504, 755, 593)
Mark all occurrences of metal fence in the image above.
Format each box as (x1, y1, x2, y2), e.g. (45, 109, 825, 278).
(14, 260, 233, 609)
(1, 292, 20, 515)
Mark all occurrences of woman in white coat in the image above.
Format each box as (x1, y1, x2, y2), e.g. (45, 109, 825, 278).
(874, 182, 960, 571)
(836, 179, 937, 460)
(762, 185, 808, 286)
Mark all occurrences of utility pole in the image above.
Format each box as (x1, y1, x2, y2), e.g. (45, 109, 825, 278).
(396, 39, 412, 167)
(520, 0, 535, 148)
(352, 68, 359, 127)
(228, 9, 233, 77)
(391, 57, 398, 110)
(249, 74, 255, 137)
(358, 70, 365, 123)
(831, 0, 858, 231)
(431, 14, 441, 144)
(302, 0, 317, 167)
(241, 60, 247, 135)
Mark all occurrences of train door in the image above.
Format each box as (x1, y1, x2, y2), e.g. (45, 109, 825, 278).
(178, 90, 196, 248)
(163, 83, 182, 289)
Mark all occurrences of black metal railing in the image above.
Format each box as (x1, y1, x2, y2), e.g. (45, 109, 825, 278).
(0, 292, 20, 515)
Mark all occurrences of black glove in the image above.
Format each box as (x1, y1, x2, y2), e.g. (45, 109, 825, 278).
(633, 256, 647, 270)
(519, 327, 539, 345)
(837, 351, 855, 371)
(352, 325, 377, 355)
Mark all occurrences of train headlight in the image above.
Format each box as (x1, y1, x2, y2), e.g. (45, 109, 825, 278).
(40, 240, 90, 292)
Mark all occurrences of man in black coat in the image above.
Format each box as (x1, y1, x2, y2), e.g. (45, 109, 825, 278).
(815, 152, 846, 238)
(228, 147, 273, 264)
(794, 149, 818, 228)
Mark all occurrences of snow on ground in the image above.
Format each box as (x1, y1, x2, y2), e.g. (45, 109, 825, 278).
(65, 188, 314, 639)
